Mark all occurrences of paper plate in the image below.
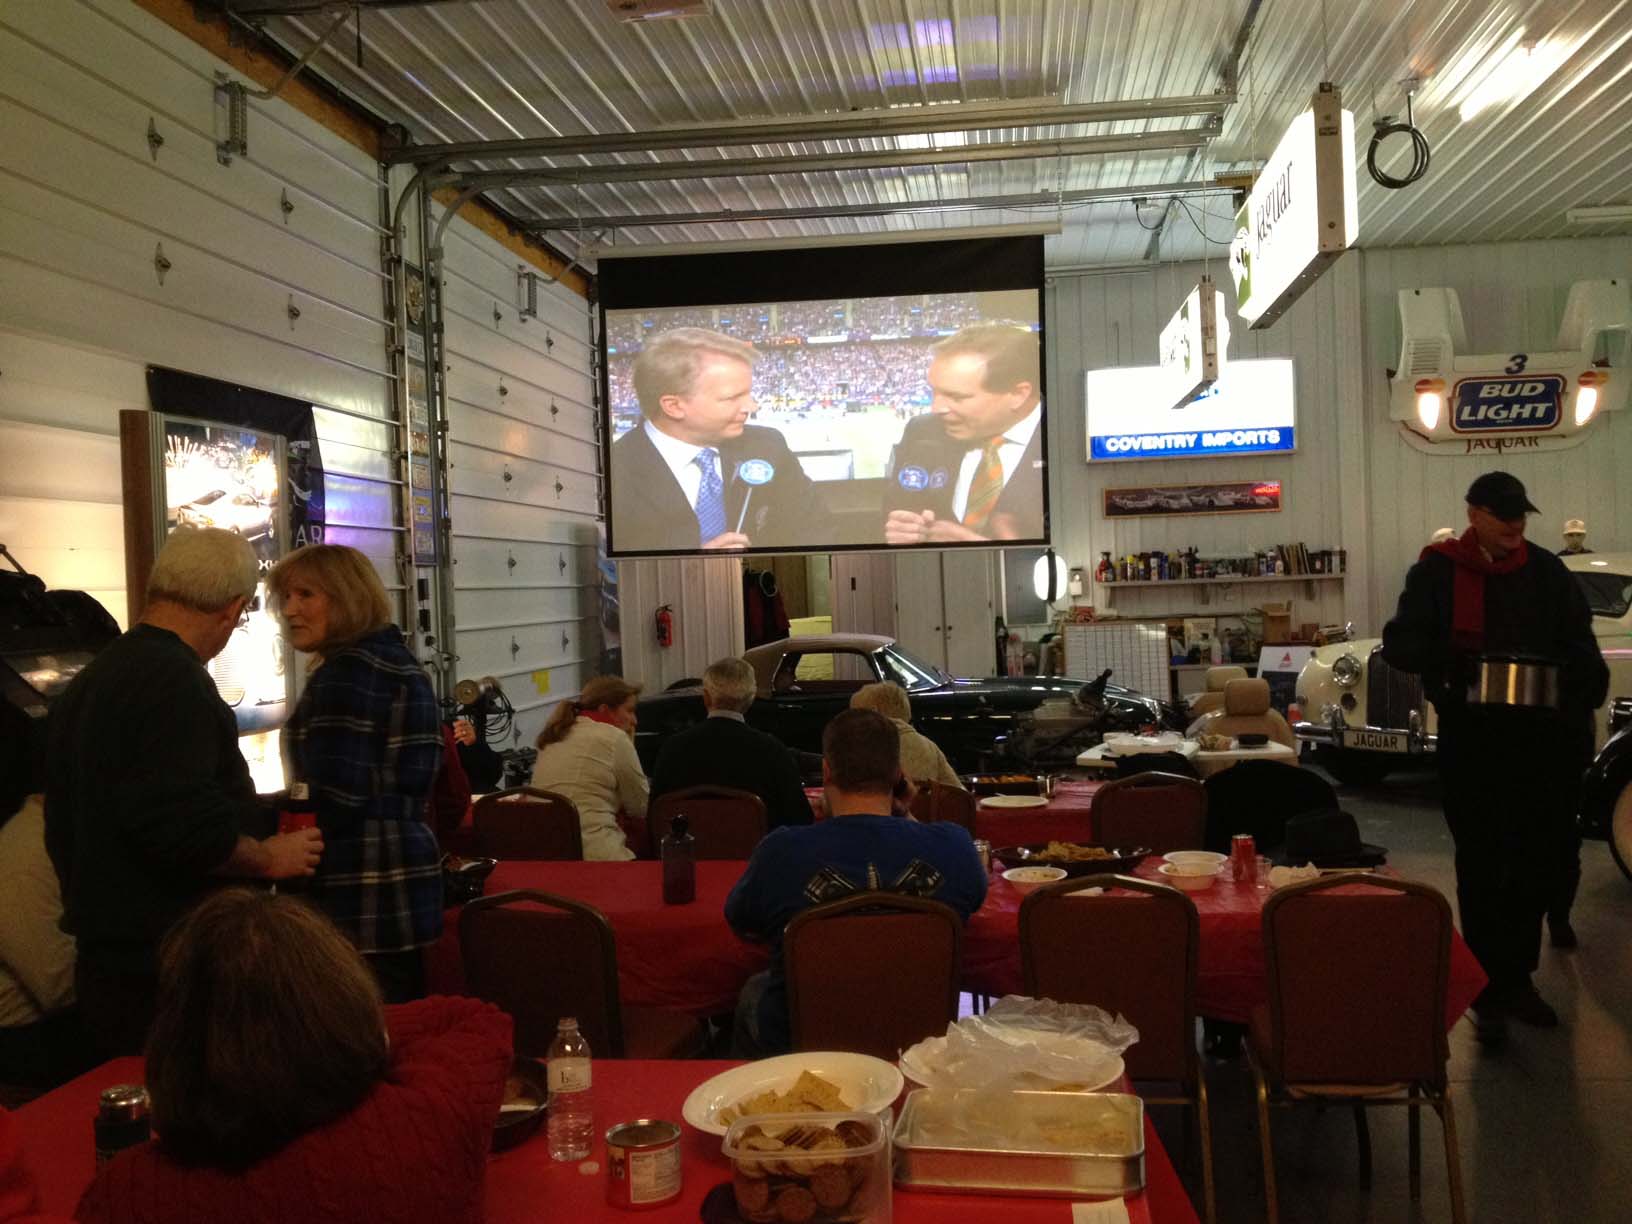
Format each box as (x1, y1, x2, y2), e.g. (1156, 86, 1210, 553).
(979, 794, 1050, 809)
(681, 1051, 903, 1137)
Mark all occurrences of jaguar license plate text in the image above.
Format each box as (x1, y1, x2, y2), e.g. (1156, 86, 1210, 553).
(1340, 730, 1409, 753)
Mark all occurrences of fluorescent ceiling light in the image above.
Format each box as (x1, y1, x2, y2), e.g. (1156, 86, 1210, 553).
(1566, 205, 1632, 224)
(1458, 34, 1580, 122)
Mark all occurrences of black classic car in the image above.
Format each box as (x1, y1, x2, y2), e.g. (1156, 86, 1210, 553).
(1581, 697, 1632, 883)
(633, 633, 1181, 776)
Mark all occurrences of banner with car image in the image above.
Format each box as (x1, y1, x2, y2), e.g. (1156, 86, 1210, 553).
(1103, 480, 1282, 519)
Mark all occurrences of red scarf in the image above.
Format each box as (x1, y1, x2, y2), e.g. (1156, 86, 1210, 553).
(578, 706, 625, 729)
(1422, 526, 1528, 651)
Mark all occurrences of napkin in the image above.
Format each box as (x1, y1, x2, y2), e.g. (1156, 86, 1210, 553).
(1268, 863, 1320, 889)
(1072, 1199, 1132, 1223)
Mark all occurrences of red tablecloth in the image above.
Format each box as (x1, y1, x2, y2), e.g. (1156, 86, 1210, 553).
(429, 857, 1484, 1031)
(426, 860, 771, 1014)
(16, 1057, 1199, 1223)
(804, 779, 1104, 846)
(961, 865, 1488, 1029)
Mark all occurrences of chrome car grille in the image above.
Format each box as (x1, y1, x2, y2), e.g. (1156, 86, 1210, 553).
(1366, 645, 1425, 728)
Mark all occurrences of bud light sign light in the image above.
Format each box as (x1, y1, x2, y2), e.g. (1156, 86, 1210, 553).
(1450, 377, 1565, 432)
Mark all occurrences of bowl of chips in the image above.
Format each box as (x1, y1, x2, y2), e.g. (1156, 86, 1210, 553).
(681, 1053, 904, 1137)
(993, 842, 1153, 878)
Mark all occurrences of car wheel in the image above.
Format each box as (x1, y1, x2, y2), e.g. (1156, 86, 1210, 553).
(1610, 780, 1632, 884)
(1318, 747, 1394, 787)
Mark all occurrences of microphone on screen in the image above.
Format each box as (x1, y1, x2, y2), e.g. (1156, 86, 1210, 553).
(732, 458, 776, 534)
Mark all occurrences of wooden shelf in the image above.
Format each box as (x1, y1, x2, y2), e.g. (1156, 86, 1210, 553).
(1099, 572, 1343, 607)
(1100, 573, 1345, 590)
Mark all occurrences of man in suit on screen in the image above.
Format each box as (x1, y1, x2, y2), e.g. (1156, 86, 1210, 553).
(882, 322, 1044, 544)
(609, 327, 832, 553)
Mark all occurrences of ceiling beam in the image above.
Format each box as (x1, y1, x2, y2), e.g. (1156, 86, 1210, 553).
(450, 125, 1219, 189)
(519, 181, 1230, 233)
(385, 92, 1235, 166)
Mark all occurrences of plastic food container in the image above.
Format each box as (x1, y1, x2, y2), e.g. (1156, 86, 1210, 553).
(893, 1089, 1144, 1199)
(723, 1111, 891, 1224)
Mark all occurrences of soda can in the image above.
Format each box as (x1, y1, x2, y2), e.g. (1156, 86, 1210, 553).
(972, 839, 993, 872)
(1231, 834, 1257, 884)
(605, 1119, 682, 1209)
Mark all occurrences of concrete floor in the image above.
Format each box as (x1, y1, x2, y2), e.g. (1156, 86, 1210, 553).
(1150, 765, 1632, 1224)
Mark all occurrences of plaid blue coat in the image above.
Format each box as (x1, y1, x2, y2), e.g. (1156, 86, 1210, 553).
(285, 628, 444, 954)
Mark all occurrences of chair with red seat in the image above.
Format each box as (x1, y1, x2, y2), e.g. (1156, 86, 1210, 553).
(471, 787, 583, 860)
(459, 889, 706, 1060)
(783, 893, 962, 1061)
(1091, 771, 1207, 854)
(1249, 875, 1466, 1224)
(647, 785, 767, 860)
(1020, 873, 1214, 1224)
(907, 780, 978, 832)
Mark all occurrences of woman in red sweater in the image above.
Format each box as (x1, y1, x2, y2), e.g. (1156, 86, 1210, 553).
(75, 889, 512, 1224)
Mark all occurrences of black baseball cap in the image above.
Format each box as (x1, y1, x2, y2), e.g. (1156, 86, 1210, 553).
(1466, 471, 1539, 520)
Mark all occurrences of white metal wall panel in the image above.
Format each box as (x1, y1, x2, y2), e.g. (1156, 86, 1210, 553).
(1043, 255, 1362, 631)
(0, 0, 399, 629)
(617, 557, 747, 695)
(433, 203, 602, 749)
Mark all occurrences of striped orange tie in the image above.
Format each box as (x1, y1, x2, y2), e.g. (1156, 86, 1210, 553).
(962, 439, 1005, 528)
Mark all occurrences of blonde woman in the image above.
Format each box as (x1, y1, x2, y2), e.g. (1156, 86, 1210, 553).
(532, 676, 647, 861)
(849, 681, 964, 788)
(269, 544, 443, 1002)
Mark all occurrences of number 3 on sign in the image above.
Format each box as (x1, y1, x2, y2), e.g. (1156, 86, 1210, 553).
(1504, 354, 1529, 374)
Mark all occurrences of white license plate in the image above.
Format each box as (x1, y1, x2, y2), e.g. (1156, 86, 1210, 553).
(1340, 730, 1409, 753)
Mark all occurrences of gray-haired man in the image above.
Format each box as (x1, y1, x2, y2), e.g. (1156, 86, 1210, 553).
(608, 327, 834, 554)
(650, 656, 811, 831)
(45, 527, 323, 1057)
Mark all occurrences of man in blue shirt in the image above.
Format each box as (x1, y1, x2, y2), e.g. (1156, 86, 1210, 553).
(725, 707, 988, 1056)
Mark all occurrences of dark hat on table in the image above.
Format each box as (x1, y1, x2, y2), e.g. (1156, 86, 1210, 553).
(1275, 807, 1387, 869)
(1466, 471, 1539, 520)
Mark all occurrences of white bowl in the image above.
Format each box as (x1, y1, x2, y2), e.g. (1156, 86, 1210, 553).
(680, 1052, 904, 1136)
(1002, 866, 1068, 894)
(1162, 851, 1227, 868)
(1158, 862, 1220, 891)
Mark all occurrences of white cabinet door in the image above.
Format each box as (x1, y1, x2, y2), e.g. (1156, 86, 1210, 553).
(941, 550, 997, 677)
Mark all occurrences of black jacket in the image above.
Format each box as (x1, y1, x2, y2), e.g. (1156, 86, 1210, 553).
(43, 625, 263, 970)
(1381, 546, 1608, 727)
(882, 411, 1045, 537)
(649, 714, 812, 832)
(608, 422, 833, 554)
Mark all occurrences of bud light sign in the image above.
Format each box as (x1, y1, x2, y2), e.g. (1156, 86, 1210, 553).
(1450, 376, 1564, 433)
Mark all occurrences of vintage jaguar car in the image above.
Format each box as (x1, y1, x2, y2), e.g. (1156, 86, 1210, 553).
(1293, 551, 1632, 786)
(633, 632, 1181, 776)
(1581, 697, 1632, 881)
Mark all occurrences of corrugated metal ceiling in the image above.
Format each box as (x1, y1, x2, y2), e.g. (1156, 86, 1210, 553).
(262, 0, 1632, 268)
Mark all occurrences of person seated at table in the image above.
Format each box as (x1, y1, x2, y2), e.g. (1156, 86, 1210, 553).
(724, 708, 988, 1057)
(532, 676, 648, 861)
(0, 705, 83, 1101)
(75, 888, 511, 1224)
(650, 657, 810, 831)
(848, 682, 963, 789)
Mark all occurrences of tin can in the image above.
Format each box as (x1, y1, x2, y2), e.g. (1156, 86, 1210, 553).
(1230, 834, 1257, 884)
(605, 1119, 682, 1209)
(94, 1085, 150, 1167)
(972, 839, 992, 872)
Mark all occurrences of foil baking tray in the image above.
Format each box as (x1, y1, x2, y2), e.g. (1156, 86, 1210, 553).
(892, 1090, 1145, 1199)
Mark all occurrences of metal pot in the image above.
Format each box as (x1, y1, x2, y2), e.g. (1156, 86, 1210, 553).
(1467, 656, 1561, 710)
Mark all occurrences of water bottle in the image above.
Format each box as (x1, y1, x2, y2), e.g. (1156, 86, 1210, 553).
(547, 1017, 593, 1162)
(661, 814, 696, 905)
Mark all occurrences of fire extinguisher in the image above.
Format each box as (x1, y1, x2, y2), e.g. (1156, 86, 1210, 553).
(655, 604, 674, 649)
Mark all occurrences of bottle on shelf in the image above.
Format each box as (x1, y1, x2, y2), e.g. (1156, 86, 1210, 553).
(547, 1018, 594, 1162)
(1096, 552, 1113, 583)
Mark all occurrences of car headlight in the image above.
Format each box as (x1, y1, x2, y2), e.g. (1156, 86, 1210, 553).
(1331, 653, 1363, 689)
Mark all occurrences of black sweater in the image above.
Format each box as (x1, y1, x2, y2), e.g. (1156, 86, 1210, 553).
(1381, 546, 1608, 725)
(649, 713, 812, 831)
(43, 624, 263, 970)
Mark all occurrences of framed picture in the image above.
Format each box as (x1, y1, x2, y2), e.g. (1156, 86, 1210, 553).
(1103, 480, 1282, 519)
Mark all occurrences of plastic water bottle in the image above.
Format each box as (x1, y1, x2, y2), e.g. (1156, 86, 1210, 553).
(547, 1017, 593, 1161)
